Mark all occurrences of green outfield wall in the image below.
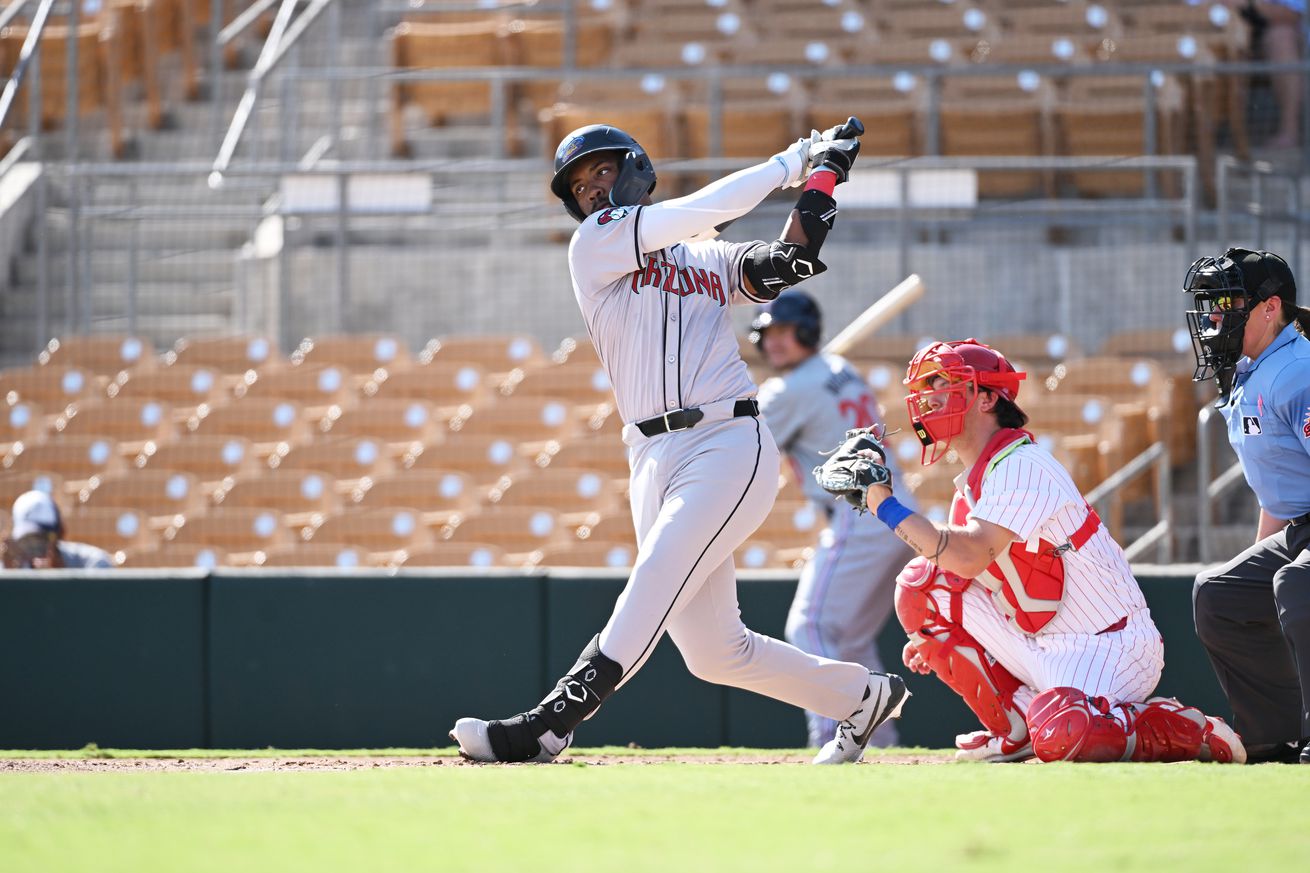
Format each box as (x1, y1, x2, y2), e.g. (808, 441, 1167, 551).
(0, 567, 1227, 750)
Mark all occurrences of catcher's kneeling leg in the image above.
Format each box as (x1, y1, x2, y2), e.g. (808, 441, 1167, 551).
(1025, 687, 1234, 762)
(486, 634, 623, 762)
(894, 563, 1027, 743)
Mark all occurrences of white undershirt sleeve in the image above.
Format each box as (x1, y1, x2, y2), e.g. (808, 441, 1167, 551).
(637, 158, 790, 255)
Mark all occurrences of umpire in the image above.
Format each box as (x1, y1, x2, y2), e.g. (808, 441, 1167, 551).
(1185, 248, 1310, 764)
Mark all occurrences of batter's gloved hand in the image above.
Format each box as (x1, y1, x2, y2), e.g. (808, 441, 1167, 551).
(812, 425, 893, 512)
(808, 116, 864, 184)
(772, 136, 814, 189)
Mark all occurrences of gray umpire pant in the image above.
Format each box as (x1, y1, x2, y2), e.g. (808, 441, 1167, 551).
(1193, 518, 1310, 747)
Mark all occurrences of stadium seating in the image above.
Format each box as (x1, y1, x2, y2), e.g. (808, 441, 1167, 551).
(133, 435, 261, 489)
(348, 470, 477, 526)
(0, 366, 104, 409)
(163, 507, 290, 555)
(164, 336, 280, 375)
(3, 436, 127, 485)
(185, 399, 312, 455)
(315, 399, 444, 455)
(105, 365, 225, 414)
(399, 541, 508, 569)
(290, 334, 412, 378)
(404, 432, 527, 487)
(37, 335, 154, 372)
(210, 468, 341, 525)
(0, 471, 65, 509)
(0, 402, 46, 454)
(267, 437, 394, 487)
(65, 506, 152, 557)
(52, 399, 176, 455)
(303, 507, 435, 559)
(78, 469, 204, 527)
(442, 505, 565, 561)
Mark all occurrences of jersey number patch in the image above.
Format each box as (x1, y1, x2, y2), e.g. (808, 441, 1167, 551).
(839, 394, 879, 429)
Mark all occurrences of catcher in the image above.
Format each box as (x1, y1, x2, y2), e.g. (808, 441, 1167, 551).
(813, 338, 1246, 763)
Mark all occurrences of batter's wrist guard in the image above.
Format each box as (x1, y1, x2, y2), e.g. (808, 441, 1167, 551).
(794, 188, 838, 253)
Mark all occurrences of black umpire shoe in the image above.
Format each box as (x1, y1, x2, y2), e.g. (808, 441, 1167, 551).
(1245, 741, 1302, 764)
(1301, 740, 1310, 764)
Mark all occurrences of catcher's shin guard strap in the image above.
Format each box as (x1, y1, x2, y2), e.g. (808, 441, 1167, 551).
(530, 634, 623, 739)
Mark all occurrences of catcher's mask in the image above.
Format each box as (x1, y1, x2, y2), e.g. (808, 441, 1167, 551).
(1184, 247, 1295, 403)
(550, 124, 657, 222)
(904, 339, 1026, 466)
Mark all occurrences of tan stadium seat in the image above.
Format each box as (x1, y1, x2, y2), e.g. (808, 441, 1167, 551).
(123, 544, 226, 569)
(420, 334, 545, 373)
(0, 471, 65, 508)
(877, 3, 1000, 40)
(979, 333, 1082, 378)
(165, 335, 281, 375)
(572, 511, 637, 547)
(900, 458, 960, 507)
(37, 335, 154, 374)
(51, 399, 175, 455)
(507, 15, 614, 111)
(684, 101, 799, 161)
(185, 399, 312, 454)
(304, 507, 435, 553)
(993, 3, 1122, 40)
(77, 469, 204, 526)
(1100, 328, 1198, 372)
(257, 543, 387, 569)
(361, 362, 489, 411)
(98, 0, 167, 127)
(539, 104, 679, 171)
(752, 499, 825, 550)
(535, 539, 637, 569)
(939, 76, 1054, 197)
(533, 432, 631, 481)
(1054, 76, 1186, 197)
(448, 396, 579, 445)
(233, 364, 356, 412)
(549, 337, 601, 367)
(399, 541, 508, 569)
(487, 467, 620, 522)
(390, 20, 505, 155)
(964, 33, 1090, 66)
(1045, 357, 1171, 408)
(0, 366, 104, 409)
(1023, 392, 1120, 439)
(66, 506, 153, 556)
(348, 471, 478, 521)
(1053, 433, 1104, 496)
(0, 401, 47, 453)
(163, 507, 290, 553)
(210, 468, 340, 524)
(3, 436, 126, 484)
(806, 77, 920, 158)
(737, 540, 790, 570)
(316, 399, 444, 454)
(105, 365, 225, 413)
(496, 363, 614, 405)
(267, 437, 394, 486)
(290, 334, 412, 377)
(441, 505, 565, 559)
(134, 435, 260, 489)
(403, 432, 527, 486)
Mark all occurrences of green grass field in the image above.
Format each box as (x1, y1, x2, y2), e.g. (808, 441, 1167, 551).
(2, 748, 1307, 873)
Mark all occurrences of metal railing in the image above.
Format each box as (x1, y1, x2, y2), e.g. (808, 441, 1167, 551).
(1084, 441, 1173, 563)
(1216, 156, 1307, 278)
(1195, 404, 1256, 564)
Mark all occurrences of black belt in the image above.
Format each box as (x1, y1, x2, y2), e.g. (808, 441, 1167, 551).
(635, 399, 759, 437)
(1290, 512, 1310, 527)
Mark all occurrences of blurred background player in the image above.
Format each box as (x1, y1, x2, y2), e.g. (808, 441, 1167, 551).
(1185, 248, 1310, 764)
(818, 338, 1245, 763)
(1, 491, 113, 570)
(749, 290, 914, 748)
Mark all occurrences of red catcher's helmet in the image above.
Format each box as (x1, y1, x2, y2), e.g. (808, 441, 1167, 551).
(903, 338, 1026, 465)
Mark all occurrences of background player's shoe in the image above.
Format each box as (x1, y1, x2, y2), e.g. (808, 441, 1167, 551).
(449, 717, 573, 764)
(812, 672, 909, 764)
(1198, 716, 1246, 764)
(954, 729, 1035, 762)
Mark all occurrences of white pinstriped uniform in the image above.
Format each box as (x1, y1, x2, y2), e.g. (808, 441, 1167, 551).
(569, 204, 872, 724)
(932, 443, 1164, 709)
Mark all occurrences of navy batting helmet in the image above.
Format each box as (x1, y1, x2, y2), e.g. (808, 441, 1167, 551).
(749, 291, 822, 349)
(550, 124, 658, 222)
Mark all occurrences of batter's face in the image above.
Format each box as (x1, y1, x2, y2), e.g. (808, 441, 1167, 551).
(760, 324, 812, 370)
(567, 154, 620, 217)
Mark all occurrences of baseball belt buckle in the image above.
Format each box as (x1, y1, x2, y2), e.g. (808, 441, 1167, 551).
(662, 411, 685, 432)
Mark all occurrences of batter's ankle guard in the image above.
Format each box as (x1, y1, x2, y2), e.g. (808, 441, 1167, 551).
(532, 635, 623, 737)
(486, 636, 623, 762)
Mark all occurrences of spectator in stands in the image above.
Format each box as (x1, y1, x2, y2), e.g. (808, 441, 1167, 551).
(1232, 0, 1305, 148)
(0, 491, 113, 570)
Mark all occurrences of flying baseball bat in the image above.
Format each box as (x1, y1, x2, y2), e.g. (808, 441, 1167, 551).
(822, 274, 926, 358)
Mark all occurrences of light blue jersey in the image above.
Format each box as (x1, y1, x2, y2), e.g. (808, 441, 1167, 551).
(1224, 323, 1310, 519)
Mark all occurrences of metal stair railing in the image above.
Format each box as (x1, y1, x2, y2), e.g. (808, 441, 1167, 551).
(1084, 441, 1173, 563)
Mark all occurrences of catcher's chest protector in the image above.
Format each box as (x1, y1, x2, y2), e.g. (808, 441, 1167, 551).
(956, 430, 1101, 634)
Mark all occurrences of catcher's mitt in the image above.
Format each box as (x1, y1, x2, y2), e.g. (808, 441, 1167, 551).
(812, 425, 893, 512)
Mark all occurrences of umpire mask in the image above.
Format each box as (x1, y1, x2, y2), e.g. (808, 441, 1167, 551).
(1183, 251, 1261, 403)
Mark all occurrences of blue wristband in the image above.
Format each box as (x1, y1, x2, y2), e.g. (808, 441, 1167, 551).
(875, 496, 914, 531)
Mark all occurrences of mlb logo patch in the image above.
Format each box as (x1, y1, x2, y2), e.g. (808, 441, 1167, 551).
(1302, 407, 1310, 439)
(1243, 416, 1262, 435)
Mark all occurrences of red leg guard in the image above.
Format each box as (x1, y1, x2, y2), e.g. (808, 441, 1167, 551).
(1026, 687, 1130, 762)
(895, 567, 1027, 743)
(1027, 689, 1215, 763)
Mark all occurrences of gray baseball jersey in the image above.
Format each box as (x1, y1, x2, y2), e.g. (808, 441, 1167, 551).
(758, 351, 914, 748)
(569, 204, 765, 426)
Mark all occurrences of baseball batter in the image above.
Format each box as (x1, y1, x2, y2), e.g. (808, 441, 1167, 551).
(812, 338, 1246, 763)
(749, 291, 914, 748)
(450, 120, 909, 764)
